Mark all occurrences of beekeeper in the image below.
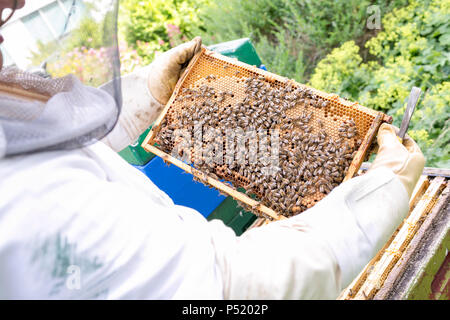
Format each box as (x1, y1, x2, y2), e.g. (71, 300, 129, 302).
(0, 0, 424, 299)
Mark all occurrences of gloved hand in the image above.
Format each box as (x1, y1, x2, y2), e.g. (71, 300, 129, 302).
(147, 36, 202, 105)
(369, 123, 425, 198)
(102, 37, 202, 152)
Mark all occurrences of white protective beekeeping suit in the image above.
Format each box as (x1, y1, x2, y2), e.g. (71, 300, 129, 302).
(0, 26, 425, 299)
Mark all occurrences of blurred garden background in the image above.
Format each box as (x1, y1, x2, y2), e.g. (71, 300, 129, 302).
(33, 0, 450, 167)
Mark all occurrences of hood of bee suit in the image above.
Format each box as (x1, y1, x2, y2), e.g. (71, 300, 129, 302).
(0, 0, 121, 158)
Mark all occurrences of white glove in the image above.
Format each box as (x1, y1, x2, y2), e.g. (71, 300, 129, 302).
(369, 123, 425, 198)
(147, 36, 202, 105)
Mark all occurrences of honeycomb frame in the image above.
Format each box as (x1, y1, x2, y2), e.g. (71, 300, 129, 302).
(142, 47, 392, 221)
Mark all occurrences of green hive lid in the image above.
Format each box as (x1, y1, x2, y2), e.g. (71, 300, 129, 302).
(208, 38, 262, 67)
(118, 127, 155, 166)
(207, 196, 256, 236)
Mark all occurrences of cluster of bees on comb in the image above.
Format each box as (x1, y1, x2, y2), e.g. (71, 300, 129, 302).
(156, 72, 362, 220)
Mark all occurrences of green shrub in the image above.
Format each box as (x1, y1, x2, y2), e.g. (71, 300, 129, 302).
(120, 0, 208, 51)
(194, 0, 409, 82)
(117, 0, 410, 82)
(193, 0, 288, 43)
(309, 0, 449, 167)
(309, 41, 373, 100)
(253, 29, 306, 81)
(116, 0, 448, 167)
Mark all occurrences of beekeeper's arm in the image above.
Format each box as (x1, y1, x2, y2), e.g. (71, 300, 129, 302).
(102, 37, 202, 151)
(211, 124, 425, 299)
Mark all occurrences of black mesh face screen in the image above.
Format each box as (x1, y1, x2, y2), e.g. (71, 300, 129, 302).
(0, 0, 121, 157)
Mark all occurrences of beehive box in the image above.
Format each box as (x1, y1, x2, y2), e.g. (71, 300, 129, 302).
(338, 167, 449, 300)
(142, 47, 391, 221)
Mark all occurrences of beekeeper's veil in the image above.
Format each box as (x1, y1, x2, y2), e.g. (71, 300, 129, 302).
(0, 0, 121, 158)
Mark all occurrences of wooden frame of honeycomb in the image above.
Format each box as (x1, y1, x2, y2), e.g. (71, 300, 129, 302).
(142, 47, 392, 222)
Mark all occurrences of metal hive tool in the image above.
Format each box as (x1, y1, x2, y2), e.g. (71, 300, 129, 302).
(142, 47, 392, 222)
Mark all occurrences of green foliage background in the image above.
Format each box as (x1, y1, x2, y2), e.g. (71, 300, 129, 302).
(118, 0, 448, 167)
(309, 0, 449, 167)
